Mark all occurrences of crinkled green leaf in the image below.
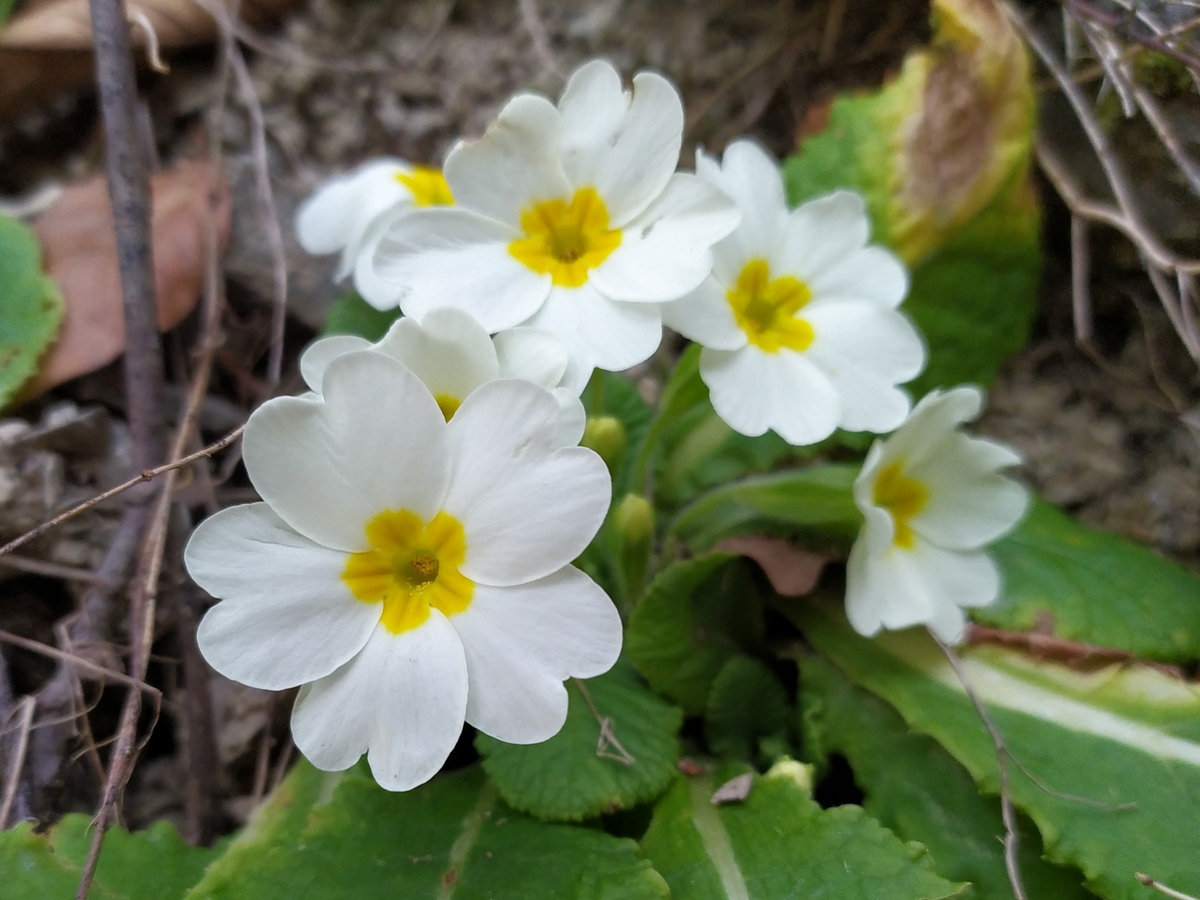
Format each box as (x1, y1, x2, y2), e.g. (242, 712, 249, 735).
(982, 499, 1200, 661)
(627, 555, 766, 715)
(0, 213, 64, 407)
(641, 760, 966, 899)
(477, 662, 682, 822)
(320, 291, 401, 340)
(0, 817, 225, 900)
(704, 655, 792, 763)
(795, 600, 1200, 900)
(800, 652, 1094, 900)
(782, 0, 1040, 393)
(186, 762, 668, 900)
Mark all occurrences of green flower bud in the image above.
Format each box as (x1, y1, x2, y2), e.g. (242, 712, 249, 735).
(581, 415, 627, 471)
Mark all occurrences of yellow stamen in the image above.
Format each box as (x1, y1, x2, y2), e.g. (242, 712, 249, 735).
(396, 167, 454, 207)
(872, 461, 929, 549)
(342, 509, 473, 634)
(727, 259, 814, 353)
(508, 187, 622, 287)
(434, 393, 462, 422)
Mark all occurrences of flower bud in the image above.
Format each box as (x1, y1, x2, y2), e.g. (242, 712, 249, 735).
(581, 415, 627, 471)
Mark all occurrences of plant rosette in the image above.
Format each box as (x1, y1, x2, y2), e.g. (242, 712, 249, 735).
(661, 139, 926, 446)
(299, 307, 587, 447)
(373, 58, 740, 390)
(295, 158, 453, 306)
(184, 351, 621, 791)
(845, 385, 1029, 642)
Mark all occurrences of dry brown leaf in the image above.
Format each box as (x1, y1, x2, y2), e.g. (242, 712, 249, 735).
(23, 158, 231, 398)
(713, 535, 829, 597)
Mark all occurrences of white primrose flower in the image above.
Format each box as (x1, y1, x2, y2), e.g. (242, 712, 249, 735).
(845, 386, 1029, 644)
(185, 351, 621, 791)
(373, 59, 740, 391)
(300, 308, 586, 447)
(660, 139, 926, 446)
(295, 158, 453, 308)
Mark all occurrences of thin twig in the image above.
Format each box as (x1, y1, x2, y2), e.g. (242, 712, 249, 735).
(0, 631, 162, 698)
(572, 678, 635, 766)
(0, 555, 110, 585)
(1137, 873, 1200, 900)
(517, 0, 563, 78)
(0, 697, 35, 828)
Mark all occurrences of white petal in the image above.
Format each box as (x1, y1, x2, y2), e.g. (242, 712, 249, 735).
(846, 541, 937, 635)
(660, 276, 746, 351)
(444, 94, 572, 227)
(299, 335, 372, 393)
(188, 505, 378, 690)
(443, 379, 611, 586)
(451, 568, 622, 744)
(807, 245, 909, 309)
(493, 327, 570, 389)
(559, 63, 682, 226)
(552, 388, 587, 447)
(523, 283, 663, 388)
(771, 191, 870, 284)
(912, 541, 1002, 609)
(375, 309, 499, 401)
(877, 385, 986, 472)
(700, 345, 841, 446)
(803, 302, 926, 433)
(243, 352, 449, 552)
(589, 173, 740, 303)
(291, 614, 468, 791)
(352, 204, 415, 310)
(374, 208, 547, 332)
(705, 139, 788, 261)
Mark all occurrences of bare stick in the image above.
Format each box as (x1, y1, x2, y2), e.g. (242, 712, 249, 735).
(0, 555, 110, 585)
(572, 678, 635, 766)
(1137, 874, 1200, 900)
(0, 631, 161, 698)
(0, 696, 35, 828)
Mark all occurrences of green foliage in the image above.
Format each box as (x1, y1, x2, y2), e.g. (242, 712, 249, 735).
(0, 214, 64, 408)
(983, 499, 1200, 661)
(0, 817, 226, 900)
(477, 663, 682, 821)
(640, 760, 967, 900)
(583, 369, 654, 497)
(704, 655, 792, 764)
(320, 291, 401, 341)
(0, 0, 16, 26)
(796, 601, 1200, 900)
(800, 653, 1094, 900)
(186, 762, 668, 900)
(627, 555, 765, 714)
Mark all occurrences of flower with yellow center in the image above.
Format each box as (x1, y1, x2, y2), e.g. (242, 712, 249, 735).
(661, 139, 926, 446)
(185, 351, 619, 791)
(295, 158, 453, 309)
(374, 59, 740, 391)
(845, 386, 1029, 643)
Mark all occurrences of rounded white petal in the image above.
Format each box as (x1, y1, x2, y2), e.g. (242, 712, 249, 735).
(451, 568, 622, 744)
(845, 541, 937, 635)
(552, 388, 587, 447)
(807, 245, 909, 309)
(660, 276, 747, 351)
(244, 352, 449, 552)
(803, 302, 926, 433)
(291, 613, 468, 791)
(188, 505, 378, 690)
(704, 139, 788, 261)
(374, 208, 547, 332)
(700, 345, 841, 446)
(559, 65, 683, 226)
(771, 191, 870, 284)
(352, 205, 416, 310)
(915, 542, 1002, 644)
(442, 379, 611, 586)
(493, 327, 570, 390)
(375, 308, 499, 400)
(589, 173, 740, 303)
(876, 385, 986, 472)
(299, 335, 372, 393)
(444, 94, 572, 227)
(523, 282, 664, 388)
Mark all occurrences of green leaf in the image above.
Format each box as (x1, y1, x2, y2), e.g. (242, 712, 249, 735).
(640, 760, 966, 899)
(320, 292, 401, 340)
(0, 817, 226, 900)
(800, 652, 1094, 900)
(582, 369, 654, 497)
(704, 655, 792, 763)
(0, 0, 17, 27)
(667, 463, 861, 551)
(795, 600, 1200, 900)
(0, 213, 64, 407)
(477, 662, 683, 822)
(782, 0, 1040, 393)
(982, 499, 1200, 661)
(186, 763, 669, 900)
(627, 555, 766, 714)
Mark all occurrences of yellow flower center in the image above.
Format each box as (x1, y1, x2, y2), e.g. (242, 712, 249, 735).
(342, 509, 473, 634)
(508, 187, 622, 287)
(727, 259, 814, 353)
(434, 393, 462, 421)
(871, 461, 928, 549)
(396, 167, 454, 207)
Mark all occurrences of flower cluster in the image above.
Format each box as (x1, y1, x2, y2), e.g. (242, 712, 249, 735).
(188, 57, 1028, 792)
